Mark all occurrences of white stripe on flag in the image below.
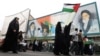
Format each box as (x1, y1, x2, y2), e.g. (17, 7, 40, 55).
(63, 5, 74, 9)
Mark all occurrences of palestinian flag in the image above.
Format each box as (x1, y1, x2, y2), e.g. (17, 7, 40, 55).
(57, 3, 80, 26)
(33, 4, 80, 37)
(62, 4, 80, 12)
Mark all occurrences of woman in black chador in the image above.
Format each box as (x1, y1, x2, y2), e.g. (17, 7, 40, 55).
(63, 22, 72, 55)
(53, 22, 62, 55)
(2, 17, 19, 53)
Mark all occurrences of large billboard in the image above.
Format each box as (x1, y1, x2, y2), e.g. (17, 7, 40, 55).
(27, 4, 80, 38)
(1, 9, 30, 38)
(70, 2, 100, 36)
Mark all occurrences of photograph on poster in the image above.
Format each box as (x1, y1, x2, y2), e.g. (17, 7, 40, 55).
(70, 2, 100, 36)
(27, 15, 56, 38)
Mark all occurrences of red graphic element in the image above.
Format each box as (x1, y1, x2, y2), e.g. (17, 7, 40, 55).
(37, 16, 51, 25)
(73, 4, 80, 12)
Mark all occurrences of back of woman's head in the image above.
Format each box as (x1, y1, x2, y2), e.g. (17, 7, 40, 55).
(57, 22, 61, 26)
(79, 29, 82, 32)
(75, 28, 78, 31)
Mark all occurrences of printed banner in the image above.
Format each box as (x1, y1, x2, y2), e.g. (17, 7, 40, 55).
(27, 4, 80, 38)
(70, 2, 100, 36)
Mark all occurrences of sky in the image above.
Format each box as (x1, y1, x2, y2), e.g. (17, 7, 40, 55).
(0, 0, 99, 31)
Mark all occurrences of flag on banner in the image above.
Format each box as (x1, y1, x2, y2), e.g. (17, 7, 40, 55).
(60, 4, 80, 27)
(27, 4, 80, 38)
(70, 2, 100, 36)
(62, 4, 80, 12)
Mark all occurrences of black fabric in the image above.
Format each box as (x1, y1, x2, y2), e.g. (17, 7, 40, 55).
(38, 41, 43, 51)
(2, 18, 19, 52)
(84, 44, 94, 55)
(53, 22, 62, 55)
(32, 40, 38, 51)
(63, 22, 72, 55)
(18, 32, 23, 51)
(18, 33, 23, 42)
(53, 22, 72, 55)
(78, 42, 84, 55)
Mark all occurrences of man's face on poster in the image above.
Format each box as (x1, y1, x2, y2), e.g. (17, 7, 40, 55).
(43, 28, 47, 33)
(30, 24, 35, 31)
(82, 12, 90, 20)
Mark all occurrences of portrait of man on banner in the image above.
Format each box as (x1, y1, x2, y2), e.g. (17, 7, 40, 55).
(70, 2, 100, 36)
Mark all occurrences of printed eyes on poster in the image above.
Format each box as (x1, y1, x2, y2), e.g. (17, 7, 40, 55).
(70, 2, 100, 37)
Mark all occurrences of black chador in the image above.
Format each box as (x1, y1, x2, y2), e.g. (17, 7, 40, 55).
(63, 22, 72, 55)
(53, 22, 62, 55)
(2, 17, 19, 53)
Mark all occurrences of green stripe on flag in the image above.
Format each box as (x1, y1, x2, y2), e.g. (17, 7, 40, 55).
(62, 8, 74, 12)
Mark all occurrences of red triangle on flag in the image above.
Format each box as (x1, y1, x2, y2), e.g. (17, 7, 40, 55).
(73, 4, 80, 12)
